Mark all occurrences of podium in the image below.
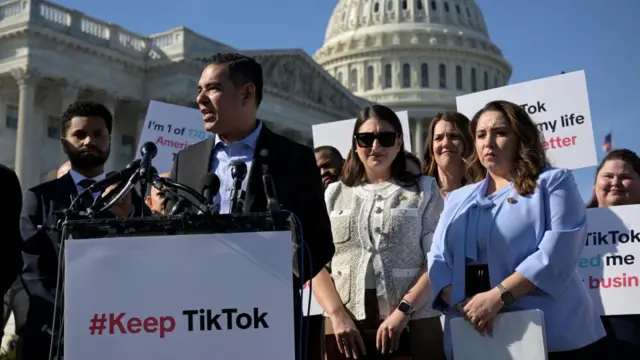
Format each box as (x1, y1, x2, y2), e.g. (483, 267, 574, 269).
(59, 213, 296, 360)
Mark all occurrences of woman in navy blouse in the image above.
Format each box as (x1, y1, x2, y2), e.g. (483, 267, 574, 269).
(427, 100, 606, 359)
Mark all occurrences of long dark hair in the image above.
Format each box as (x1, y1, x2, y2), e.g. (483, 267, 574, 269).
(341, 105, 420, 187)
(469, 100, 550, 196)
(422, 112, 484, 188)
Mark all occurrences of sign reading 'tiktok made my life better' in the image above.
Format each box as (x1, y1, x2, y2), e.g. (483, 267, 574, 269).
(456, 70, 597, 170)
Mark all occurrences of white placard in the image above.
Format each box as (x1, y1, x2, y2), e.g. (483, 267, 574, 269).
(451, 310, 547, 360)
(64, 232, 295, 360)
(456, 71, 596, 170)
(136, 101, 211, 174)
(580, 204, 640, 315)
(311, 110, 412, 158)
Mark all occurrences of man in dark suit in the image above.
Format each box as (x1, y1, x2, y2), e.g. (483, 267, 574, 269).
(0, 165, 22, 340)
(19, 100, 150, 360)
(170, 53, 335, 359)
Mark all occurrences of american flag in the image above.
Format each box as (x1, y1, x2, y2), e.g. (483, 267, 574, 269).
(602, 133, 613, 153)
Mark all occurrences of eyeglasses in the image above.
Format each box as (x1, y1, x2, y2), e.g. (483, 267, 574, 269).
(354, 132, 397, 148)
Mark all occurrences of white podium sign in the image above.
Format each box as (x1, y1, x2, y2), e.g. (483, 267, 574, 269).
(64, 232, 295, 360)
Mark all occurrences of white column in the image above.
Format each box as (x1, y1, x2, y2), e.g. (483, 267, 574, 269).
(12, 68, 40, 190)
(104, 95, 120, 172)
(413, 118, 425, 159)
(59, 82, 80, 164)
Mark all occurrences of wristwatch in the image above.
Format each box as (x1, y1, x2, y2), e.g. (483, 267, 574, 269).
(397, 299, 416, 316)
(497, 283, 515, 306)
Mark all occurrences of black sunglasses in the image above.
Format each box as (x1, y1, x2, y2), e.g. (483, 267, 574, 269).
(354, 132, 398, 148)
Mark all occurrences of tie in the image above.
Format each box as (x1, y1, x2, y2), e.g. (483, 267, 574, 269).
(78, 178, 96, 208)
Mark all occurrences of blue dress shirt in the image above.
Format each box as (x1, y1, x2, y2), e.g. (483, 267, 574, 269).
(427, 168, 605, 359)
(209, 121, 262, 214)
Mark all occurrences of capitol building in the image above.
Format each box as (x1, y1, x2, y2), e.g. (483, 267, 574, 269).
(315, 0, 511, 158)
(0, 0, 510, 191)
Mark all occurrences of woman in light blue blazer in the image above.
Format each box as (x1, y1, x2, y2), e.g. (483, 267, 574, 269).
(427, 100, 607, 359)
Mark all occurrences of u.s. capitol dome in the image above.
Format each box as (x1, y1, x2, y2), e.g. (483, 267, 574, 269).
(314, 0, 512, 156)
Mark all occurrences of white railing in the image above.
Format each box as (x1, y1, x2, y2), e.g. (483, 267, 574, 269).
(0, 0, 235, 59)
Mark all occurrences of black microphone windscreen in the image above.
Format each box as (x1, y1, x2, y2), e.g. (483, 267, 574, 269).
(200, 173, 220, 195)
(140, 142, 158, 158)
(230, 160, 248, 179)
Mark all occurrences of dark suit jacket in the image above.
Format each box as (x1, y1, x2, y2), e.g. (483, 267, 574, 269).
(0, 164, 22, 332)
(170, 124, 335, 283)
(19, 172, 150, 360)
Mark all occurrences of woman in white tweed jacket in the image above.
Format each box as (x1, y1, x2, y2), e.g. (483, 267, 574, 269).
(312, 105, 445, 360)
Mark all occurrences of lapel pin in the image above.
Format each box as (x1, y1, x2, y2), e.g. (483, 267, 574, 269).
(507, 197, 517, 204)
(399, 195, 407, 201)
(260, 149, 268, 157)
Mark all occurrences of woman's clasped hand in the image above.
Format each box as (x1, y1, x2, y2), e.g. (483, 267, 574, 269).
(455, 288, 504, 335)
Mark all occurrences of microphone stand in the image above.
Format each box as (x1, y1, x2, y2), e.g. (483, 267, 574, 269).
(91, 167, 142, 215)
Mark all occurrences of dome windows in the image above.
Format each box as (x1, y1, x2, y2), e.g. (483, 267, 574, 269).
(483, 71, 489, 90)
(384, 64, 392, 88)
(455, 4, 461, 14)
(374, 1, 380, 12)
(366, 66, 375, 90)
(456, 65, 463, 90)
(421, 63, 429, 87)
(431, 1, 436, 10)
(387, 0, 394, 11)
(444, 2, 450, 12)
(402, 63, 411, 88)
(402, 0, 408, 10)
(350, 68, 358, 91)
(439, 64, 447, 88)
(471, 67, 477, 92)
(416, 0, 423, 11)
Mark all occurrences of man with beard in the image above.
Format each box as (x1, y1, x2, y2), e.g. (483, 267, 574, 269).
(314, 146, 343, 189)
(18, 100, 144, 360)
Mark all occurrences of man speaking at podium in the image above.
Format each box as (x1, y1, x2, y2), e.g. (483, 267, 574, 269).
(170, 53, 335, 358)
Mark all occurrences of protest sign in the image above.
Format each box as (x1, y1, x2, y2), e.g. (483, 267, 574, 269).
(136, 101, 210, 174)
(580, 204, 640, 315)
(456, 71, 596, 170)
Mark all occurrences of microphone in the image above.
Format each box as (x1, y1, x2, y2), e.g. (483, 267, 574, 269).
(163, 192, 178, 215)
(85, 159, 141, 193)
(139, 142, 158, 179)
(229, 160, 247, 214)
(200, 173, 221, 214)
(165, 192, 189, 216)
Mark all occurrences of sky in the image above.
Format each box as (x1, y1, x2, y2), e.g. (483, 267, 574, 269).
(47, 0, 640, 200)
